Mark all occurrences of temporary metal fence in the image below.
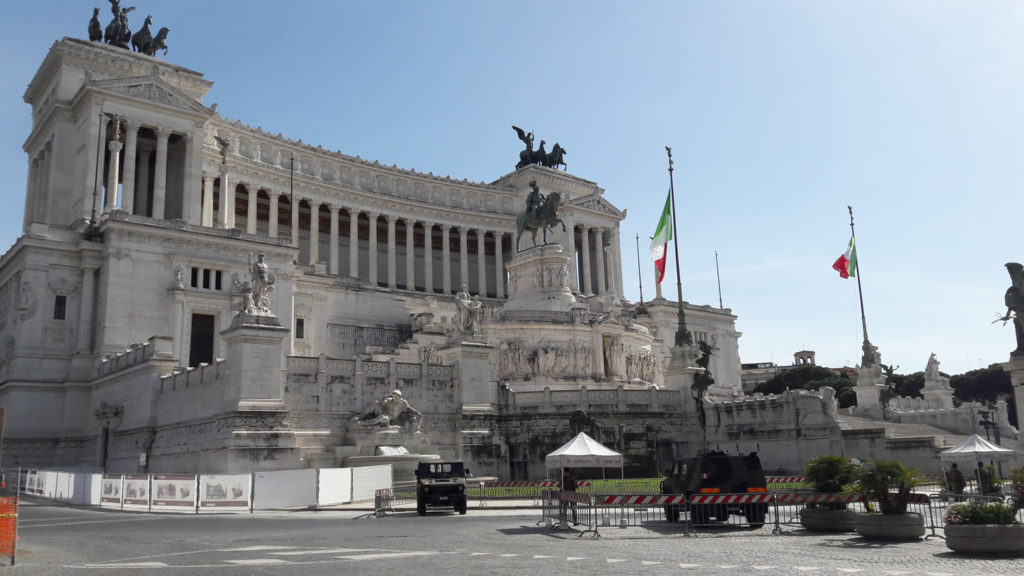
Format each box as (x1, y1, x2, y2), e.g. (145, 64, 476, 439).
(539, 490, 599, 537)
(0, 496, 16, 566)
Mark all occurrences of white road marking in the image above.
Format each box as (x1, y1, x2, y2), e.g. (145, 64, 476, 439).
(794, 568, 821, 572)
(500, 553, 521, 557)
(225, 558, 290, 565)
(678, 564, 703, 569)
(221, 545, 295, 552)
(607, 559, 628, 563)
(82, 562, 169, 568)
(336, 551, 438, 561)
(271, 548, 378, 556)
(470, 552, 491, 556)
(534, 555, 555, 559)
(566, 556, 586, 561)
(836, 570, 865, 574)
(751, 566, 779, 570)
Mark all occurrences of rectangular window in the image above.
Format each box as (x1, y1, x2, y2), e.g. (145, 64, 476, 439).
(53, 294, 66, 320)
(202, 268, 211, 289)
(188, 313, 216, 367)
(215, 270, 223, 291)
(295, 318, 305, 339)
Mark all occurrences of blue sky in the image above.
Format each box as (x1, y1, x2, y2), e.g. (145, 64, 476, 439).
(1, 1, 1020, 376)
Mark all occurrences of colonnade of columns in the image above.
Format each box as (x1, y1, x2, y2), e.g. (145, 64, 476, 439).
(94, 117, 183, 220)
(196, 171, 621, 300)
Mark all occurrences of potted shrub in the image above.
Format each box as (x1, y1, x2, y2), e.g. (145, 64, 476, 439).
(845, 460, 926, 540)
(944, 499, 1024, 556)
(800, 455, 859, 532)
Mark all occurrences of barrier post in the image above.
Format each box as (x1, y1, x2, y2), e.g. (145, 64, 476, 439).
(0, 496, 16, 566)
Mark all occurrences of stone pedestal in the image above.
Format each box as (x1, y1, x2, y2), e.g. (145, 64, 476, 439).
(663, 345, 703, 401)
(503, 244, 576, 319)
(221, 313, 289, 411)
(853, 363, 886, 419)
(441, 340, 496, 407)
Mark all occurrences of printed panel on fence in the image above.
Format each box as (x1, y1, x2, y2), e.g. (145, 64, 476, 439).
(0, 497, 16, 560)
(152, 474, 197, 512)
(199, 474, 251, 511)
(25, 470, 39, 496)
(100, 474, 124, 509)
(122, 474, 151, 511)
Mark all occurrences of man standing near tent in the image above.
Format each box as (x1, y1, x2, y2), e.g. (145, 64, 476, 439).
(561, 468, 578, 524)
(946, 463, 965, 500)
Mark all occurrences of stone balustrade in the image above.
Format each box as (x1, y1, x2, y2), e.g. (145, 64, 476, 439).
(97, 336, 174, 377)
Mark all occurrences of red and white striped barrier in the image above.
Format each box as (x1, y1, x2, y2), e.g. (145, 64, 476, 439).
(601, 494, 687, 506)
(689, 493, 774, 505)
(560, 491, 592, 504)
(766, 476, 806, 484)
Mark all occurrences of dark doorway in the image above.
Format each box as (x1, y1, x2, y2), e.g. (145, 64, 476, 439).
(189, 313, 215, 367)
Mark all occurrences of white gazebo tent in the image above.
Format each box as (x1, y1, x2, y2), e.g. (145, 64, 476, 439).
(940, 434, 1017, 463)
(545, 432, 624, 484)
(939, 433, 1018, 489)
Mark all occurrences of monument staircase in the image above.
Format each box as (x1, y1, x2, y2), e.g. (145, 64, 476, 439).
(837, 413, 970, 448)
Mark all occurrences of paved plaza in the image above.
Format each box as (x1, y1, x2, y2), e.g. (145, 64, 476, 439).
(5, 497, 1024, 576)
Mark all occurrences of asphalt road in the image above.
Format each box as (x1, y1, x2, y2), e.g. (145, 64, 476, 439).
(6, 498, 1024, 576)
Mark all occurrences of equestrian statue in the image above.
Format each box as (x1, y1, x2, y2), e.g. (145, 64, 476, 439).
(515, 180, 565, 251)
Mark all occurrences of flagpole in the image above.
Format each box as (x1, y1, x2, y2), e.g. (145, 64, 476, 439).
(635, 233, 644, 306)
(715, 250, 723, 309)
(666, 147, 693, 347)
(847, 206, 870, 348)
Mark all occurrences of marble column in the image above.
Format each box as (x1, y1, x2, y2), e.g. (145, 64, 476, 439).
(368, 212, 379, 287)
(477, 229, 487, 296)
(494, 232, 505, 299)
(308, 200, 320, 265)
(610, 227, 623, 298)
(387, 215, 397, 289)
(423, 222, 433, 293)
(217, 165, 230, 228)
(329, 203, 339, 276)
(581, 225, 592, 295)
(459, 227, 469, 293)
(134, 143, 152, 217)
(596, 228, 606, 295)
(566, 219, 578, 290)
(441, 224, 452, 294)
(405, 219, 416, 290)
(121, 121, 138, 215)
(245, 185, 258, 235)
(85, 108, 107, 221)
(291, 195, 300, 248)
(152, 127, 169, 220)
(268, 191, 280, 239)
(105, 139, 123, 212)
(348, 208, 359, 278)
(201, 174, 214, 227)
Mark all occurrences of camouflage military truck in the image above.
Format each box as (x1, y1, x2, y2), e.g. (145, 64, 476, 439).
(660, 450, 769, 527)
(415, 461, 468, 515)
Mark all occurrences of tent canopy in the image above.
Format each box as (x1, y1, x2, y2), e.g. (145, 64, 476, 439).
(939, 434, 1017, 463)
(545, 432, 623, 469)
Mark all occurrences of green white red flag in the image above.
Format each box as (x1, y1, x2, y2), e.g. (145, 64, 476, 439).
(832, 237, 857, 279)
(650, 191, 672, 284)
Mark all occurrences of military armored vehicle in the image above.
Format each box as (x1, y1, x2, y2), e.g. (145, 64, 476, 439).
(415, 461, 468, 515)
(660, 450, 769, 527)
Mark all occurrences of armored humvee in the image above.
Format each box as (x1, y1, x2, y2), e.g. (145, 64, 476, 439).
(415, 461, 468, 515)
(660, 450, 769, 527)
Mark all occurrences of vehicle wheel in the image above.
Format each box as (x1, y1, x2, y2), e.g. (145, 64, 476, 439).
(458, 499, 467, 515)
(666, 505, 679, 523)
(746, 505, 766, 528)
(692, 505, 710, 525)
(417, 499, 426, 516)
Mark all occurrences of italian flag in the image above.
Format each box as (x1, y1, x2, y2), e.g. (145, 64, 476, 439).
(832, 237, 857, 279)
(650, 191, 672, 284)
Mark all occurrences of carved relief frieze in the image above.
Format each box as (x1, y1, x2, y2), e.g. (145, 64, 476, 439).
(497, 338, 593, 378)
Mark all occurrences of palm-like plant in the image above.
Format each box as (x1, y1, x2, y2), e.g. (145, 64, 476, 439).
(805, 455, 858, 510)
(845, 460, 921, 515)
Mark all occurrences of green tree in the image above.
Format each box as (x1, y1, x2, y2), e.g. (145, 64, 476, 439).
(950, 364, 1016, 428)
(752, 365, 839, 395)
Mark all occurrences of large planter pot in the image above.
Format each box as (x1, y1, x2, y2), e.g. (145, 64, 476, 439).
(800, 507, 858, 532)
(945, 524, 1024, 556)
(854, 512, 925, 540)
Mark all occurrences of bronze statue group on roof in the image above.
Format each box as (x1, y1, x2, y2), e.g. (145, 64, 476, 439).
(513, 126, 567, 171)
(88, 0, 169, 57)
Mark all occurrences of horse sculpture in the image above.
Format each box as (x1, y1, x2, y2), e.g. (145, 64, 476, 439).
(545, 143, 567, 171)
(131, 16, 153, 53)
(516, 191, 565, 251)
